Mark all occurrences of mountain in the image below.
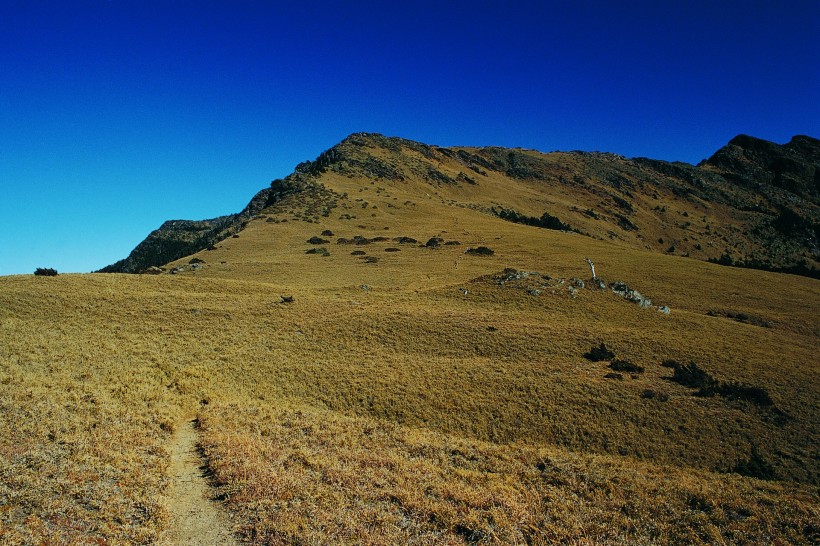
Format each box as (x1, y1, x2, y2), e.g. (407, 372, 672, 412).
(102, 133, 820, 277)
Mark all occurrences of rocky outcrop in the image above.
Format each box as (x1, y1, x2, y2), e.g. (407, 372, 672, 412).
(98, 182, 297, 273)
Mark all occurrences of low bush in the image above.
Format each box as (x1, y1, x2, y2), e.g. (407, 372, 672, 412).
(584, 343, 615, 362)
(34, 267, 58, 276)
(465, 246, 494, 256)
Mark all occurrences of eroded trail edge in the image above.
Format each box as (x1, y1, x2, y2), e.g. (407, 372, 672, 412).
(163, 419, 238, 546)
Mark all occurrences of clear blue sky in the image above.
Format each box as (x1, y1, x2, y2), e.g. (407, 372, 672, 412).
(1, 1, 818, 274)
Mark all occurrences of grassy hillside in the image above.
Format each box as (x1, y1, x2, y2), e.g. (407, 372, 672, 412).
(2, 134, 819, 544)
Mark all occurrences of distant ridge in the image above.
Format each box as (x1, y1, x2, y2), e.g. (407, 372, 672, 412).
(101, 133, 819, 276)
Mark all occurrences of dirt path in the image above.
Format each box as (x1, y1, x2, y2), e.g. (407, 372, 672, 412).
(162, 418, 238, 545)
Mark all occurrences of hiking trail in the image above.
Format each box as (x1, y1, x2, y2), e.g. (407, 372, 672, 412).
(162, 418, 238, 546)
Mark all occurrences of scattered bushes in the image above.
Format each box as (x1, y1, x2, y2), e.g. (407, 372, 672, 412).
(492, 207, 573, 232)
(34, 267, 58, 276)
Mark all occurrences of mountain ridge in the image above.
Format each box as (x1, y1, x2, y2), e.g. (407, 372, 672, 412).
(101, 132, 820, 276)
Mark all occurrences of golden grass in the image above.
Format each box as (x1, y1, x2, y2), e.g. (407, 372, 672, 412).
(1, 165, 819, 543)
(199, 400, 818, 545)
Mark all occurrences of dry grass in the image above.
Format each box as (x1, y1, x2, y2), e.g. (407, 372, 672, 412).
(199, 400, 818, 545)
(1, 162, 819, 543)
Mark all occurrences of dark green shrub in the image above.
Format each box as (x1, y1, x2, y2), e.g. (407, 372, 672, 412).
(584, 343, 615, 362)
(465, 246, 494, 256)
(34, 267, 58, 276)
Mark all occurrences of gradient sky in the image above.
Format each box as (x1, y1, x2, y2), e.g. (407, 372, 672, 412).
(1, 1, 818, 275)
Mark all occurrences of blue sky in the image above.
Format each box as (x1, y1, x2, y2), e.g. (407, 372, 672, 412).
(1, 1, 818, 275)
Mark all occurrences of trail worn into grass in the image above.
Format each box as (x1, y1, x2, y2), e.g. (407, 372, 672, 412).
(163, 418, 238, 546)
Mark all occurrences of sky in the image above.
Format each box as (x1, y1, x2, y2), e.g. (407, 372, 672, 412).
(1, 1, 818, 275)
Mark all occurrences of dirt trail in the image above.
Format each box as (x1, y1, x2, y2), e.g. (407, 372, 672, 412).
(162, 419, 238, 546)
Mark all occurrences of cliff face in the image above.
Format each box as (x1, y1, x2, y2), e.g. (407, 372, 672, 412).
(101, 132, 820, 276)
(701, 134, 819, 198)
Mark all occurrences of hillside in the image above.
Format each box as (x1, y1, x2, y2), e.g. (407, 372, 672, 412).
(104, 132, 820, 277)
(1, 133, 819, 544)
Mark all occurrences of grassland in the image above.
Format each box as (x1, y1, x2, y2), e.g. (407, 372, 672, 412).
(2, 157, 819, 544)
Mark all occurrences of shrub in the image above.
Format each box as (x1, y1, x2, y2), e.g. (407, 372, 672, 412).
(584, 343, 615, 362)
(662, 360, 716, 392)
(34, 267, 58, 276)
(307, 236, 329, 245)
(465, 246, 494, 256)
(609, 359, 644, 373)
(663, 360, 774, 407)
(716, 382, 773, 407)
